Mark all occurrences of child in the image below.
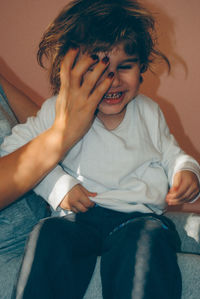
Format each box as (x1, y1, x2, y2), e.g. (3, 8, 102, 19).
(2, 0, 199, 298)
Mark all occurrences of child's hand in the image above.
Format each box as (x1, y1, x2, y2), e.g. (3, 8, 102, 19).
(60, 184, 96, 213)
(166, 170, 200, 206)
(52, 48, 114, 151)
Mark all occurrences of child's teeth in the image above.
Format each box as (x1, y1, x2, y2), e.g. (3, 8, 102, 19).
(104, 92, 122, 99)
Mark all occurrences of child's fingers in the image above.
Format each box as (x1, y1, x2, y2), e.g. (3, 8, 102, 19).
(83, 188, 97, 198)
(167, 185, 199, 205)
(186, 186, 200, 202)
(73, 195, 94, 212)
(80, 185, 97, 197)
(79, 193, 95, 208)
(169, 186, 188, 200)
(87, 192, 97, 197)
(171, 172, 182, 191)
(167, 171, 200, 206)
(167, 199, 186, 206)
(166, 189, 189, 205)
(73, 201, 88, 213)
(176, 180, 199, 200)
(168, 172, 190, 199)
(166, 183, 187, 205)
(71, 206, 79, 213)
(79, 186, 96, 208)
(167, 186, 189, 202)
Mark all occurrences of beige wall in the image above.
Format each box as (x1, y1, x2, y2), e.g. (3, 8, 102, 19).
(0, 0, 200, 162)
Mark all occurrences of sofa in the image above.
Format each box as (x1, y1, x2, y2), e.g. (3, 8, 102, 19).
(1, 84, 200, 299)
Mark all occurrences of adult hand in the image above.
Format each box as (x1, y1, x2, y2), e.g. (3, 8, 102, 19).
(52, 48, 114, 150)
(0, 48, 113, 208)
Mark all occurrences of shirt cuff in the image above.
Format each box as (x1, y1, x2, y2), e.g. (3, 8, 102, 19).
(48, 174, 80, 210)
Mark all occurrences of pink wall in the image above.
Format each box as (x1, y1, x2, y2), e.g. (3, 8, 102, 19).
(0, 0, 200, 162)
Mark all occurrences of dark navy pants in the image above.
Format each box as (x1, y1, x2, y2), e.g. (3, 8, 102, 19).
(12, 207, 182, 299)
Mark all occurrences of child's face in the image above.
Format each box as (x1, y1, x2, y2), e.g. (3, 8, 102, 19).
(86, 43, 141, 127)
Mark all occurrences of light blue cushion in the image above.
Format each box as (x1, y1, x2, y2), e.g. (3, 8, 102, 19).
(166, 212, 200, 254)
(178, 253, 200, 299)
(0, 83, 50, 298)
(0, 192, 50, 299)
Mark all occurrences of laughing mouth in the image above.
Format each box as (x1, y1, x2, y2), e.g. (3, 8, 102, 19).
(103, 92, 123, 99)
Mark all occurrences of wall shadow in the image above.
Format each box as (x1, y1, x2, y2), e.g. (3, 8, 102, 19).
(0, 57, 45, 106)
(140, 1, 200, 162)
(141, 71, 200, 162)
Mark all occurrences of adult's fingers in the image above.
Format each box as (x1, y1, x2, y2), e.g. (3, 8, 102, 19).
(69, 53, 99, 88)
(89, 72, 115, 109)
(81, 57, 110, 95)
(60, 48, 80, 89)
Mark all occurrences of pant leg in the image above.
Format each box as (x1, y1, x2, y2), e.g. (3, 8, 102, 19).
(0, 192, 49, 299)
(101, 215, 182, 299)
(12, 215, 101, 299)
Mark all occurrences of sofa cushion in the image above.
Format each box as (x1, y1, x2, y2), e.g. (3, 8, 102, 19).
(177, 253, 200, 299)
(166, 212, 200, 254)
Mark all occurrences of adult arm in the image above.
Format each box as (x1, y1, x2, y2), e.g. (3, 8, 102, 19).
(0, 74, 40, 122)
(0, 127, 74, 209)
(0, 48, 113, 210)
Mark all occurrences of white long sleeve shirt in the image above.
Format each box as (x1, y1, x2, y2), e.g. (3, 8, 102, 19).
(1, 94, 200, 216)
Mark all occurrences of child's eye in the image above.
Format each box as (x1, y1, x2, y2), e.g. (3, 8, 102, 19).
(118, 64, 133, 70)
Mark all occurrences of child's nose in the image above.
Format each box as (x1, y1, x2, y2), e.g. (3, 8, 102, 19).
(110, 70, 121, 88)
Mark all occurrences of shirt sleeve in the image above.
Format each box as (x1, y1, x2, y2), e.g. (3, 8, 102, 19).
(156, 106, 200, 188)
(34, 166, 80, 210)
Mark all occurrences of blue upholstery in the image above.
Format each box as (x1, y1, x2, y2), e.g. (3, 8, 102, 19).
(0, 84, 50, 298)
(0, 84, 17, 145)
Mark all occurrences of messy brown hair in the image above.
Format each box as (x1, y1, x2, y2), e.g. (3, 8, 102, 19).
(37, 0, 170, 94)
